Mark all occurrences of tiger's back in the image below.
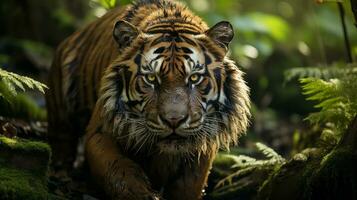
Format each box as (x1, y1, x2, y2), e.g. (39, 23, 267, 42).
(46, 8, 123, 164)
(47, 8, 121, 130)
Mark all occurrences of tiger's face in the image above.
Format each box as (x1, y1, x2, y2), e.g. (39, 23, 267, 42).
(99, 20, 250, 154)
(137, 33, 227, 153)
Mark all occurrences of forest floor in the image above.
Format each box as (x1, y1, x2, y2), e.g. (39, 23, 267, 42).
(1, 116, 357, 200)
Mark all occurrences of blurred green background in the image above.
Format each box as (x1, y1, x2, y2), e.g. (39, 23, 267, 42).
(1, 0, 356, 156)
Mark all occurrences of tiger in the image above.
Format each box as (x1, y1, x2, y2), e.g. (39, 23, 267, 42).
(46, 0, 251, 199)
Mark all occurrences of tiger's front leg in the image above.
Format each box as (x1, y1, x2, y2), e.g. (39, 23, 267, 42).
(85, 132, 161, 200)
(163, 145, 218, 200)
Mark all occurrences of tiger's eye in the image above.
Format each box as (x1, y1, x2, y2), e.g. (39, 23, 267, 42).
(190, 74, 199, 83)
(147, 74, 156, 82)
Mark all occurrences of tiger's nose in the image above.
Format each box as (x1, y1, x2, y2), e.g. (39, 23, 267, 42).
(160, 113, 187, 128)
(159, 87, 189, 128)
(159, 99, 188, 128)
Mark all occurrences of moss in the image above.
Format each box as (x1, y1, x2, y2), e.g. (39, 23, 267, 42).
(257, 164, 282, 194)
(256, 147, 357, 200)
(257, 148, 324, 200)
(209, 153, 243, 181)
(0, 136, 51, 154)
(0, 167, 48, 200)
(213, 153, 238, 167)
(209, 164, 277, 200)
(257, 161, 308, 200)
(0, 136, 51, 199)
(0, 136, 51, 172)
(304, 148, 357, 199)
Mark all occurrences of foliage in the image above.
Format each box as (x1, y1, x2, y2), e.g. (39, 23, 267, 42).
(101, 0, 117, 9)
(285, 64, 357, 145)
(0, 0, 356, 199)
(303, 77, 356, 140)
(0, 68, 47, 120)
(95, 0, 117, 9)
(255, 142, 285, 161)
(0, 68, 47, 97)
(285, 64, 357, 81)
(214, 142, 285, 189)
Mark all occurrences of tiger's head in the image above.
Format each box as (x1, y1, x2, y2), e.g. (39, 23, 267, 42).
(96, 5, 250, 155)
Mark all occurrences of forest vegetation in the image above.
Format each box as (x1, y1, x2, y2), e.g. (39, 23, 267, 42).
(0, 0, 356, 199)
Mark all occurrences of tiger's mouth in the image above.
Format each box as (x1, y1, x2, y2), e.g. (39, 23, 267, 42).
(156, 131, 193, 149)
(155, 131, 205, 154)
(160, 132, 187, 141)
(153, 121, 206, 145)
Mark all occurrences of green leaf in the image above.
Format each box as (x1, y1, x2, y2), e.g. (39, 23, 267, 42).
(233, 13, 290, 42)
(285, 65, 357, 82)
(298, 65, 357, 140)
(100, 0, 117, 9)
(0, 68, 48, 101)
(256, 142, 284, 161)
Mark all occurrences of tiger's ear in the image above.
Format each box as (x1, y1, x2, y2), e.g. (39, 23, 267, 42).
(206, 21, 234, 49)
(113, 20, 139, 48)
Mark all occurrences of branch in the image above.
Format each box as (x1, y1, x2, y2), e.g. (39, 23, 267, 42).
(337, 2, 353, 63)
(351, 0, 357, 27)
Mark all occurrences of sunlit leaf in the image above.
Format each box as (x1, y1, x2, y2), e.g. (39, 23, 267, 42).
(233, 13, 290, 42)
(0, 68, 48, 98)
(100, 0, 117, 9)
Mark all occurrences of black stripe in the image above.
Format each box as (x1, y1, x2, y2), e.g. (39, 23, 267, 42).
(134, 54, 142, 66)
(213, 68, 222, 102)
(123, 68, 133, 101)
(147, 23, 172, 30)
(204, 53, 212, 65)
(181, 47, 193, 54)
(154, 47, 165, 54)
(201, 81, 211, 95)
(180, 35, 197, 46)
(174, 61, 185, 76)
(79, 22, 102, 106)
(146, 29, 200, 35)
(150, 35, 168, 46)
(115, 70, 125, 113)
(135, 81, 145, 95)
(127, 100, 143, 108)
(222, 67, 235, 113)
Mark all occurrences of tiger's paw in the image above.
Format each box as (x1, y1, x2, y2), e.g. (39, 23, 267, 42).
(142, 193, 161, 200)
(109, 177, 161, 200)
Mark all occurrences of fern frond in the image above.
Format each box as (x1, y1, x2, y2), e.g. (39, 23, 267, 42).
(0, 68, 47, 97)
(231, 155, 257, 166)
(285, 65, 357, 82)
(220, 154, 257, 167)
(300, 78, 341, 100)
(285, 67, 326, 81)
(0, 82, 46, 120)
(214, 166, 257, 189)
(215, 143, 285, 189)
(256, 142, 284, 161)
(231, 157, 281, 168)
(299, 67, 357, 142)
